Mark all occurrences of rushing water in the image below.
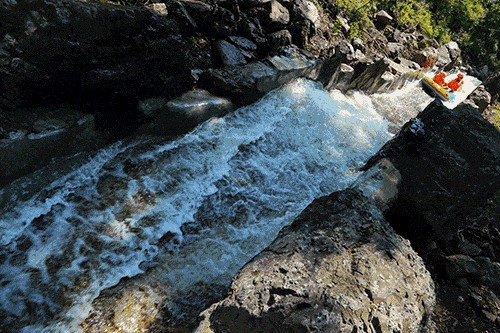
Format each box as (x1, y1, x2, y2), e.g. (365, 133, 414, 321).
(0, 79, 432, 332)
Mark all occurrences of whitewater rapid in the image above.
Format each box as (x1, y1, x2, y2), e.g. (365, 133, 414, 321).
(0, 78, 432, 332)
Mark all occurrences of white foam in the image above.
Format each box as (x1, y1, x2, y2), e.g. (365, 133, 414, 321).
(0, 78, 430, 332)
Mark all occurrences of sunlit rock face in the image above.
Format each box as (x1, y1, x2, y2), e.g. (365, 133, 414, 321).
(195, 189, 435, 333)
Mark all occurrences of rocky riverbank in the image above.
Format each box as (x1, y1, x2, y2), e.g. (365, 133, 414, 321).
(1, 1, 499, 332)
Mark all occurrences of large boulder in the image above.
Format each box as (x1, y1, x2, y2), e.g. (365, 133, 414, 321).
(195, 183, 435, 332)
(364, 100, 500, 248)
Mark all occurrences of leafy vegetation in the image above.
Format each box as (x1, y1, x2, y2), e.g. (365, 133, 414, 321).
(323, 0, 498, 70)
(490, 103, 500, 131)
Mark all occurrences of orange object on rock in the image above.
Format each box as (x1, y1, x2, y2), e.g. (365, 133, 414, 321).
(433, 72, 447, 87)
(447, 73, 464, 92)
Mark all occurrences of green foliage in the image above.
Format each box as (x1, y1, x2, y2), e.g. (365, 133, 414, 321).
(375, 0, 498, 70)
(491, 103, 500, 132)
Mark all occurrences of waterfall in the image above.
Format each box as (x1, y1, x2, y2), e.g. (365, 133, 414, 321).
(0, 78, 432, 332)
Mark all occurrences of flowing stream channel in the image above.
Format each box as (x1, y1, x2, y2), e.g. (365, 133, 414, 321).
(0, 78, 432, 332)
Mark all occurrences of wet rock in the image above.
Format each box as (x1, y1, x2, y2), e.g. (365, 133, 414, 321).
(32, 119, 67, 134)
(138, 97, 168, 118)
(375, 10, 393, 29)
(228, 36, 258, 52)
(216, 40, 247, 66)
(469, 86, 492, 113)
(0, 110, 107, 188)
(352, 158, 401, 211)
(195, 188, 435, 333)
(82, 283, 166, 333)
(159, 89, 233, 132)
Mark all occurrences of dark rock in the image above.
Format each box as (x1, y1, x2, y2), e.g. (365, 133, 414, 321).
(386, 42, 404, 59)
(394, 57, 420, 70)
(364, 101, 500, 250)
(199, 46, 319, 106)
(179, 0, 213, 13)
(326, 63, 354, 91)
(242, 0, 273, 6)
(295, 0, 320, 29)
(267, 29, 293, 49)
(457, 240, 482, 257)
(228, 36, 258, 51)
(483, 71, 500, 103)
(350, 50, 375, 81)
(216, 40, 247, 66)
(350, 57, 411, 93)
(195, 187, 435, 333)
(444, 255, 478, 280)
(0, 0, 199, 134)
(469, 86, 492, 113)
(158, 89, 233, 132)
(475, 257, 500, 291)
(375, 10, 393, 29)
(335, 40, 355, 63)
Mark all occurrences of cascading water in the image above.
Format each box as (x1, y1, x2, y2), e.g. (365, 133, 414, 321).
(0, 78, 432, 332)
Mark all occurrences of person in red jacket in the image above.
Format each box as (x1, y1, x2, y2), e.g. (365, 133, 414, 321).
(447, 73, 464, 92)
(433, 71, 447, 87)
